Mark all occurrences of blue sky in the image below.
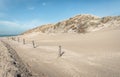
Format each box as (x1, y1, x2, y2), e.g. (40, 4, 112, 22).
(0, 0, 120, 35)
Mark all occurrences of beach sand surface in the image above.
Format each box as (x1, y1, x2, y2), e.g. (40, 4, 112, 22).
(1, 28, 120, 77)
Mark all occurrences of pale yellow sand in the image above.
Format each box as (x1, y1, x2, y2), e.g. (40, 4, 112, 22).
(1, 28, 120, 77)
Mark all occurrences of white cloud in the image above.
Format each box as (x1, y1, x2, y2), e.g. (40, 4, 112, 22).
(0, 20, 20, 27)
(21, 19, 46, 29)
(0, 20, 22, 34)
(0, 19, 48, 34)
(0, 19, 46, 28)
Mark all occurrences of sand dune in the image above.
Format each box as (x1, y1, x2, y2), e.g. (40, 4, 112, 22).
(1, 14, 120, 77)
(22, 15, 120, 34)
(0, 28, 120, 77)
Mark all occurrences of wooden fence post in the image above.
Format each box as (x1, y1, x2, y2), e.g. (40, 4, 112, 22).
(12, 37, 14, 41)
(32, 40, 35, 48)
(14, 37, 16, 41)
(18, 37, 19, 42)
(13, 37, 14, 41)
(12, 37, 13, 40)
(58, 45, 65, 57)
(23, 39, 25, 44)
(59, 45, 62, 57)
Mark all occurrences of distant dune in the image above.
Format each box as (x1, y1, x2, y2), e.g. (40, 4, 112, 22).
(22, 14, 120, 35)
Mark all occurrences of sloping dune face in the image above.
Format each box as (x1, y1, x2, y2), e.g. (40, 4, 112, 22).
(22, 15, 120, 35)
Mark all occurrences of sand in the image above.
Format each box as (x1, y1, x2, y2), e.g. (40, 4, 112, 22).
(1, 28, 120, 77)
(0, 40, 36, 77)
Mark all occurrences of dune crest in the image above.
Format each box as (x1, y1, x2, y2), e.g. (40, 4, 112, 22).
(22, 14, 120, 35)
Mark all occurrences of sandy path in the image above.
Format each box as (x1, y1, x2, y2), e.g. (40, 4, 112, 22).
(2, 29, 120, 77)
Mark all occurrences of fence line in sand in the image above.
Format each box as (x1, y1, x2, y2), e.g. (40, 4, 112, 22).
(9, 36, 65, 57)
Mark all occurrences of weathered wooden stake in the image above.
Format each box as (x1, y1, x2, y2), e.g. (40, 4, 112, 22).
(13, 37, 15, 41)
(12, 37, 14, 40)
(11, 37, 13, 40)
(23, 39, 25, 44)
(14, 37, 16, 41)
(18, 37, 19, 42)
(32, 40, 35, 48)
(13, 37, 14, 41)
(58, 45, 62, 57)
